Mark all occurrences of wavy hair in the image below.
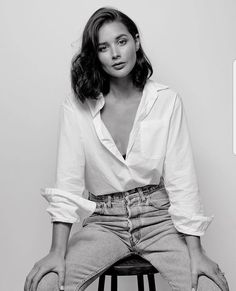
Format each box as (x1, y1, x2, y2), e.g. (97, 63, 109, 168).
(71, 7, 153, 103)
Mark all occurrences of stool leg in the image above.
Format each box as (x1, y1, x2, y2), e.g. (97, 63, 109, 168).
(147, 274, 156, 291)
(111, 274, 117, 291)
(137, 274, 144, 291)
(98, 274, 105, 291)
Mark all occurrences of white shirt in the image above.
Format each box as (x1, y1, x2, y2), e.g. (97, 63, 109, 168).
(41, 79, 214, 236)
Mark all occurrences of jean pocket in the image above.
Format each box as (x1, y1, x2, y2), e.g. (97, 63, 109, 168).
(147, 190, 170, 210)
(91, 201, 105, 215)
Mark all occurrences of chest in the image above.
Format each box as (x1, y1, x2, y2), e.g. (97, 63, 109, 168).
(100, 96, 142, 155)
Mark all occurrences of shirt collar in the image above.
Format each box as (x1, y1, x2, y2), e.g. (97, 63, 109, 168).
(85, 79, 169, 118)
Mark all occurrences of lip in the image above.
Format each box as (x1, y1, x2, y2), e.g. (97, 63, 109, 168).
(112, 62, 125, 67)
(112, 62, 126, 70)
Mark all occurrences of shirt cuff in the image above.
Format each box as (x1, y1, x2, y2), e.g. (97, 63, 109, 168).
(40, 188, 96, 224)
(168, 207, 214, 236)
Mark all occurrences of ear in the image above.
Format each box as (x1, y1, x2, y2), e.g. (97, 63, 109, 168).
(135, 34, 140, 51)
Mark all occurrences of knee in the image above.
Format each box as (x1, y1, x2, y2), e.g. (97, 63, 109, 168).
(197, 275, 221, 291)
(36, 272, 59, 291)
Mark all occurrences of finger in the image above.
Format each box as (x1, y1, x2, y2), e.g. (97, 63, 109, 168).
(58, 269, 65, 290)
(24, 266, 39, 291)
(218, 271, 230, 291)
(29, 268, 43, 291)
(30, 267, 49, 291)
(216, 265, 229, 291)
(215, 266, 229, 291)
(206, 271, 229, 291)
(191, 272, 199, 291)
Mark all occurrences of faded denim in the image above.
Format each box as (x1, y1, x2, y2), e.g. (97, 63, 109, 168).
(37, 184, 221, 291)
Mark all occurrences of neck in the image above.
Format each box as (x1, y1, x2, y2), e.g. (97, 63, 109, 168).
(108, 76, 139, 100)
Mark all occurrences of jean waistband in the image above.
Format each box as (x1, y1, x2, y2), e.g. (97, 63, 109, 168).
(88, 182, 165, 203)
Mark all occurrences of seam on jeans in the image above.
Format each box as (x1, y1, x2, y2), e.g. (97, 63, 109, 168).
(74, 251, 131, 291)
(138, 254, 181, 291)
(157, 270, 180, 291)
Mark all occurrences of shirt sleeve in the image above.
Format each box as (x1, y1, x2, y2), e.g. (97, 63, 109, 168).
(40, 96, 96, 224)
(163, 93, 214, 236)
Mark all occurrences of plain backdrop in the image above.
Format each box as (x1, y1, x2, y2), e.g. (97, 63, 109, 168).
(1, 0, 236, 290)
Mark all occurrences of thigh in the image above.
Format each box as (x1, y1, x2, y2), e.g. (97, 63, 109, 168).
(140, 231, 222, 291)
(136, 189, 192, 290)
(36, 272, 58, 291)
(197, 275, 222, 291)
(64, 223, 131, 291)
(141, 231, 192, 291)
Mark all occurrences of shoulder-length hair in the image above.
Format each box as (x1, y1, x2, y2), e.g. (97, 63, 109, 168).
(71, 7, 153, 103)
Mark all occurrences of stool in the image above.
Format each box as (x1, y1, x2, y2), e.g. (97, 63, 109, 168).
(98, 254, 158, 291)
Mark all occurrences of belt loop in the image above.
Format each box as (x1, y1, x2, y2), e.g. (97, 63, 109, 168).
(137, 187, 143, 195)
(88, 191, 92, 201)
(107, 195, 112, 208)
(145, 196, 150, 205)
(137, 187, 146, 202)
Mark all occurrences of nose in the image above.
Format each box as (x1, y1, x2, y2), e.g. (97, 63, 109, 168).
(111, 45, 120, 60)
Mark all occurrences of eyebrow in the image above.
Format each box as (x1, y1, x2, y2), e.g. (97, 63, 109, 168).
(98, 33, 128, 46)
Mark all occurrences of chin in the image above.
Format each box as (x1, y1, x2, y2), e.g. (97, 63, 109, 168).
(112, 73, 130, 79)
(110, 68, 133, 79)
(105, 66, 134, 78)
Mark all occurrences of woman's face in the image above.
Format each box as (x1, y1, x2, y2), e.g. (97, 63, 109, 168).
(97, 21, 140, 80)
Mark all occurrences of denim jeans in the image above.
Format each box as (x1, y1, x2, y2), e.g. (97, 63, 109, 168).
(37, 184, 221, 291)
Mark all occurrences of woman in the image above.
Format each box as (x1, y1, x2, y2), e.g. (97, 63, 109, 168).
(24, 7, 229, 291)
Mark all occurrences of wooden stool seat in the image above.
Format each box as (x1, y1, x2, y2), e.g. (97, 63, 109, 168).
(98, 254, 158, 291)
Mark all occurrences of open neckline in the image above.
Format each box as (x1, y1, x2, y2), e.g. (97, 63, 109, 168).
(100, 89, 145, 160)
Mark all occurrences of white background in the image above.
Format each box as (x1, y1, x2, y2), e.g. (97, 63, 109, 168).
(1, 0, 236, 290)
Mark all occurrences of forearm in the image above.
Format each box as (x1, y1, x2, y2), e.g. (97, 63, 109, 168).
(184, 234, 205, 256)
(49, 221, 73, 257)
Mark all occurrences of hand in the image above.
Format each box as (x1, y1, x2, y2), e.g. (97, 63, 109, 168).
(24, 251, 65, 291)
(189, 250, 229, 291)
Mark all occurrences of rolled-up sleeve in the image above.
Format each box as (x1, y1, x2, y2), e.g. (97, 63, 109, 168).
(163, 93, 214, 236)
(41, 96, 96, 223)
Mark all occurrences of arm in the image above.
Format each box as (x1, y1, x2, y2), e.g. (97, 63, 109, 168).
(184, 234, 204, 256)
(163, 93, 213, 236)
(184, 234, 229, 291)
(50, 222, 73, 257)
(25, 96, 90, 291)
(24, 222, 72, 291)
(41, 95, 96, 224)
(163, 93, 228, 290)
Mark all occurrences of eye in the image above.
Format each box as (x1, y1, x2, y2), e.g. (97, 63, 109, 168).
(98, 45, 108, 52)
(118, 39, 127, 45)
